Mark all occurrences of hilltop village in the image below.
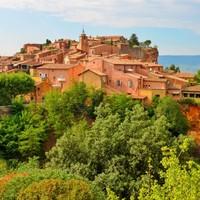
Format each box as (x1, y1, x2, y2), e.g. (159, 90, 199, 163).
(0, 30, 200, 104)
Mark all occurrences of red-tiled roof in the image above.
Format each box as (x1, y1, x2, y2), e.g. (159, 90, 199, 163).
(79, 69, 106, 76)
(104, 58, 143, 65)
(38, 64, 75, 70)
(175, 72, 194, 79)
(183, 85, 200, 92)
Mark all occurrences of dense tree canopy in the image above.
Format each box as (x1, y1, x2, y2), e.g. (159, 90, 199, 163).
(155, 96, 189, 136)
(138, 138, 200, 200)
(0, 82, 197, 200)
(46, 104, 173, 198)
(0, 73, 34, 105)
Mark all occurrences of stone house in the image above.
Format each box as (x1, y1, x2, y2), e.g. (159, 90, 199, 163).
(37, 63, 84, 91)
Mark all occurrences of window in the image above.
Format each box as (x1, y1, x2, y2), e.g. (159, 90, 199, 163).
(172, 94, 179, 97)
(102, 77, 107, 84)
(127, 80, 133, 88)
(190, 94, 195, 98)
(40, 73, 48, 79)
(116, 80, 122, 87)
(196, 94, 200, 98)
(183, 93, 188, 97)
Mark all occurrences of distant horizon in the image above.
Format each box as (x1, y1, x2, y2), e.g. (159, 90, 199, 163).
(1, 1, 200, 55)
(160, 55, 200, 57)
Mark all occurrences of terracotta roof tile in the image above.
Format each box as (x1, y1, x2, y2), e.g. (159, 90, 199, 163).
(183, 85, 200, 92)
(38, 64, 75, 70)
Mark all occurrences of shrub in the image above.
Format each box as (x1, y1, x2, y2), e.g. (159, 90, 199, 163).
(1, 168, 104, 200)
(0, 173, 28, 199)
(18, 179, 96, 200)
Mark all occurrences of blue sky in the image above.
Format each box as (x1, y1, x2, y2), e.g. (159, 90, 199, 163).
(0, 0, 200, 56)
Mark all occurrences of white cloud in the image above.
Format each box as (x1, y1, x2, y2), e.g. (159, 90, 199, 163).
(0, 0, 200, 33)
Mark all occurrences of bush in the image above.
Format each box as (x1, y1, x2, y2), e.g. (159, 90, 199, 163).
(1, 169, 74, 199)
(1, 167, 104, 200)
(178, 98, 199, 106)
(17, 179, 94, 200)
(0, 173, 28, 199)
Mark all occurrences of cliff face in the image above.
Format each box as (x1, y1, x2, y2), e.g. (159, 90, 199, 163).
(185, 105, 200, 147)
(119, 45, 159, 63)
(142, 48, 159, 63)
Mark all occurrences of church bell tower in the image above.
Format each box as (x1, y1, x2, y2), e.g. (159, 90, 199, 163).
(77, 29, 89, 53)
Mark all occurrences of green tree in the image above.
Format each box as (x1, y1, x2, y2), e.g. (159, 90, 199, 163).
(0, 73, 34, 105)
(166, 64, 180, 73)
(138, 138, 200, 200)
(20, 48, 26, 54)
(155, 96, 189, 136)
(46, 39, 52, 45)
(44, 83, 104, 136)
(143, 40, 152, 47)
(140, 40, 152, 48)
(0, 104, 48, 160)
(129, 33, 139, 47)
(194, 70, 200, 83)
(68, 40, 72, 48)
(103, 94, 139, 120)
(44, 83, 88, 136)
(46, 104, 172, 199)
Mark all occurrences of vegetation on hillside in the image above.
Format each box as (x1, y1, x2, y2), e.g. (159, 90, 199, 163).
(0, 82, 199, 199)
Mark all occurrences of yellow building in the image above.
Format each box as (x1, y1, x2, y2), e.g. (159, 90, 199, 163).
(79, 69, 107, 89)
(139, 89, 167, 104)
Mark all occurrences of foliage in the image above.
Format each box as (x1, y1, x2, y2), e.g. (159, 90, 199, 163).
(0, 172, 28, 199)
(129, 33, 139, 47)
(178, 98, 199, 106)
(11, 97, 25, 115)
(1, 169, 75, 199)
(0, 116, 20, 159)
(140, 40, 152, 48)
(103, 94, 139, 119)
(0, 158, 7, 177)
(68, 40, 71, 48)
(1, 157, 104, 200)
(20, 48, 26, 54)
(86, 88, 105, 119)
(0, 72, 34, 105)
(155, 96, 189, 136)
(138, 138, 200, 200)
(17, 179, 94, 200)
(0, 104, 48, 160)
(194, 70, 200, 83)
(44, 83, 104, 136)
(46, 39, 52, 45)
(106, 188, 120, 200)
(165, 64, 180, 72)
(46, 104, 172, 198)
